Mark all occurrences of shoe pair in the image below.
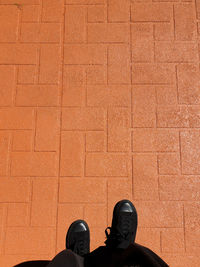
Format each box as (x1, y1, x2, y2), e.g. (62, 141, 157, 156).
(66, 199, 138, 257)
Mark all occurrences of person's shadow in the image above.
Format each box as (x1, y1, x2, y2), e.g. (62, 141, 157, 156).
(13, 260, 50, 267)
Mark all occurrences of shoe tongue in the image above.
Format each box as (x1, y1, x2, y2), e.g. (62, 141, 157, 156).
(74, 230, 87, 239)
(73, 231, 88, 256)
(120, 211, 133, 216)
(117, 212, 134, 236)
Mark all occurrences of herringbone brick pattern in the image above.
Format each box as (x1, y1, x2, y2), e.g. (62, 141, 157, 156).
(0, 0, 200, 266)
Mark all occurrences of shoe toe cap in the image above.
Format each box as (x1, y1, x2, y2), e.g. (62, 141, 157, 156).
(117, 200, 137, 214)
(121, 202, 134, 212)
(74, 221, 88, 232)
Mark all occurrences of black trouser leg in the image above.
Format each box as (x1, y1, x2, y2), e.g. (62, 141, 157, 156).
(46, 249, 84, 267)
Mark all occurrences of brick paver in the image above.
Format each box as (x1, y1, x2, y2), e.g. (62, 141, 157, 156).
(0, 1, 200, 266)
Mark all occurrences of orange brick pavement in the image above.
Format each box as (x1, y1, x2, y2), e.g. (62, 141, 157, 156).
(0, 0, 200, 266)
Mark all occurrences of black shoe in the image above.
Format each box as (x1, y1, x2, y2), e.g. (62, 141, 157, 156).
(105, 199, 138, 249)
(66, 219, 90, 257)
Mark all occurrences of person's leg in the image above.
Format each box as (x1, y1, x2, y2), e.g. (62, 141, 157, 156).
(46, 249, 84, 267)
(84, 243, 170, 267)
(45, 219, 90, 267)
(84, 199, 166, 267)
(84, 200, 138, 267)
(84, 245, 126, 267)
(46, 219, 90, 267)
(13, 260, 50, 267)
(112, 242, 170, 267)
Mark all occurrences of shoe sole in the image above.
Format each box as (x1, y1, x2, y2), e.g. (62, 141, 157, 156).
(66, 219, 90, 249)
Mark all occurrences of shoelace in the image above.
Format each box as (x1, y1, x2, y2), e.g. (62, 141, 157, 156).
(105, 213, 134, 246)
(105, 226, 130, 244)
(72, 232, 88, 256)
(119, 213, 133, 235)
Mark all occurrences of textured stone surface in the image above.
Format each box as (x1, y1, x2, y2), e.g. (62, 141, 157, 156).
(0, 1, 199, 266)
